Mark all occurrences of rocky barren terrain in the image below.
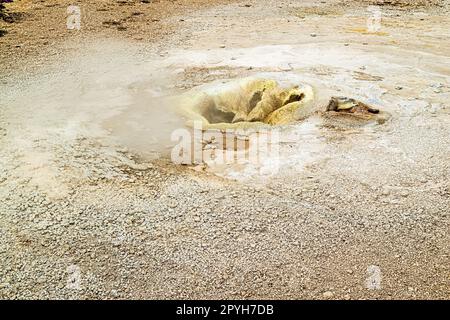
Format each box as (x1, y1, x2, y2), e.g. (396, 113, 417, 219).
(0, 0, 449, 299)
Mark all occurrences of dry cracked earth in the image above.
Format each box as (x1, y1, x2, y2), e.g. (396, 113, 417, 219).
(0, 0, 449, 299)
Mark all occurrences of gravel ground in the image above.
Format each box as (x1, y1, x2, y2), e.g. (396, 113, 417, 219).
(0, 0, 449, 300)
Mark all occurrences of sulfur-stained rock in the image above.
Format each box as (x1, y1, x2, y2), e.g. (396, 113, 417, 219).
(177, 78, 315, 130)
(246, 87, 284, 122)
(265, 85, 315, 125)
(265, 101, 302, 125)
